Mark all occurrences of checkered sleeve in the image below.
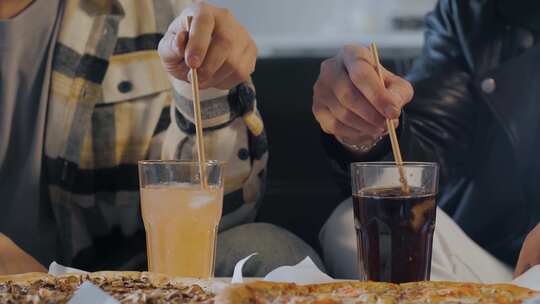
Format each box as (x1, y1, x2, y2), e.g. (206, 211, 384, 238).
(168, 77, 263, 135)
(157, 77, 268, 229)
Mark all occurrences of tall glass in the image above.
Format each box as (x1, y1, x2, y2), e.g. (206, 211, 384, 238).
(138, 160, 224, 278)
(351, 162, 438, 283)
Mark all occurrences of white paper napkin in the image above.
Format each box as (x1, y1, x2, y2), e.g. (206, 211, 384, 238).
(49, 263, 116, 304)
(231, 253, 258, 283)
(48, 261, 87, 275)
(231, 254, 334, 285)
(67, 282, 119, 304)
(264, 257, 334, 284)
(525, 298, 540, 304)
(513, 265, 540, 291)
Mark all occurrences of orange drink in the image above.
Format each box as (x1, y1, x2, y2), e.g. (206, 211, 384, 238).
(138, 161, 224, 278)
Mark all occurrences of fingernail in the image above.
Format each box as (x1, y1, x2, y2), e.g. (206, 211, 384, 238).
(178, 32, 186, 44)
(388, 88, 402, 106)
(172, 35, 181, 56)
(189, 55, 201, 67)
(385, 105, 399, 118)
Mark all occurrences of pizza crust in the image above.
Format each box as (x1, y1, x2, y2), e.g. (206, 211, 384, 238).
(89, 271, 142, 281)
(400, 281, 540, 303)
(307, 280, 399, 294)
(140, 271, 173, 286)
(0, 272, 52, 284)
(216, 280, 540, 304)
(214, 283, 255, 304)
(215, 281, 313, 304)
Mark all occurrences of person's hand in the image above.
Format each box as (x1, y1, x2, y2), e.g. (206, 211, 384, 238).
(158, 1, 257, 90)
(312, 45, 414, 146)
(0, 233, 46, 275)
(515, 223, 540, 277)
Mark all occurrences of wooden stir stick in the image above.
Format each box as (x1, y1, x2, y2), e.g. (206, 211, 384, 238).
(187, 16, 208, 189)
(369, 43, 410, 193)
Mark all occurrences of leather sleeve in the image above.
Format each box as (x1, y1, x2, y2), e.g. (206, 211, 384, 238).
(400, 0, 478, 186)
(323, 0, 478, 188)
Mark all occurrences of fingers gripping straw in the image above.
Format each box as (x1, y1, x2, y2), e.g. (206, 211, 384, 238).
(369, 42, 409, 194)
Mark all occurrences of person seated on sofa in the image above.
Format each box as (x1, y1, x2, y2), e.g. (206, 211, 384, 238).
(0, 0, 322, 276)
(312, 0, 540, 281)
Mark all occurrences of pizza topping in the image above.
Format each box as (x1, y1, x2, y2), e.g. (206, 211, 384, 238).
(0, 275, 214, 304)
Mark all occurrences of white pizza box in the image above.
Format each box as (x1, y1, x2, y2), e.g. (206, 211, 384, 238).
(49, 258, 540, 304)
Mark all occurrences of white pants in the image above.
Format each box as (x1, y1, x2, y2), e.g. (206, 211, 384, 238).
(320, 198, 513, 283)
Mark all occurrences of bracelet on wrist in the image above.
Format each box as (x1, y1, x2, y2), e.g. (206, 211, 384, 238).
(337, 135, 384, 153)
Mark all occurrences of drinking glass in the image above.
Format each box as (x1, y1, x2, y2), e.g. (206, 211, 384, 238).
(351, 162, 438, 283)
(138, 160, 224, 278)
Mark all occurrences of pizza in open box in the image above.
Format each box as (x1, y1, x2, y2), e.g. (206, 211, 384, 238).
(2, 271, 539, 303)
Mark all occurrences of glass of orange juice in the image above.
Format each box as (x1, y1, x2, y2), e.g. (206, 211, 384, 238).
(138, 160, 224, 278)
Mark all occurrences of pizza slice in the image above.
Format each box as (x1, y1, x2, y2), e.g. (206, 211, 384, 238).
(216, 280, 540, 304)
(399, 281, 540, 304)
(215, 281, 400, 304)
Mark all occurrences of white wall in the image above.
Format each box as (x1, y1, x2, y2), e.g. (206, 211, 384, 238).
(209, 0, 437, 58)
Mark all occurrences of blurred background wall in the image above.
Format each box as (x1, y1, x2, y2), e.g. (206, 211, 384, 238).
(209, 0, 437, 253)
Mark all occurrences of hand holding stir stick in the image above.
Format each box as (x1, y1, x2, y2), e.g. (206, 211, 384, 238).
(369, 43, 410, 193)
(187, 16, 208, 189)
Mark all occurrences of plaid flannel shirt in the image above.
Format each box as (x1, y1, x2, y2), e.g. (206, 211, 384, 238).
(45, 0, 268, 264)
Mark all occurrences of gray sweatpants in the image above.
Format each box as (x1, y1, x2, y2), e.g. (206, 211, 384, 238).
(216, 223, 324, 277)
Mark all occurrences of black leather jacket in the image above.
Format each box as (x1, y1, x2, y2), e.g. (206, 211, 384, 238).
(323, 0, 540, 266)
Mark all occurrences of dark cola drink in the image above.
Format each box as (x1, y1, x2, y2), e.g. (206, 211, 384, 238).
(353, 186, 436, 283)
